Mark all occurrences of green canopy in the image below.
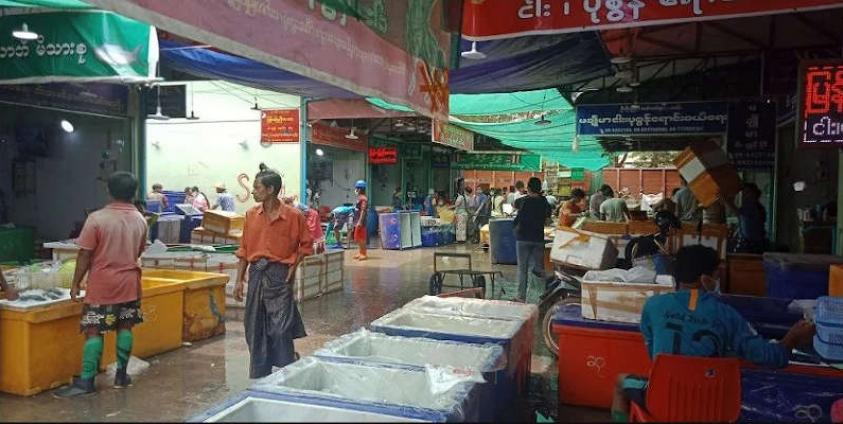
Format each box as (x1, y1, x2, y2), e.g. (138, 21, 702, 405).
(453, 113, 610, 171)
(368, 88, 571, 116)
(0, 0, 91, 7)
(368, 90, 609, 170)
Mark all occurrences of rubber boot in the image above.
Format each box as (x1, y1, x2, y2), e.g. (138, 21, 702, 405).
(54, 376, 95, 398)
(114, 368, 132, 389)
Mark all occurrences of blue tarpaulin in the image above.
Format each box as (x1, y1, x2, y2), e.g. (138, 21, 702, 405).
(160, 40, 358, 100)
(451, 33, 612, 94)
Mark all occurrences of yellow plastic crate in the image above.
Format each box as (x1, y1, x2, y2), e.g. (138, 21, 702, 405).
(102, 279, 185, 363)
(0, 302, 85, 396)
(138, 269, 229, 343)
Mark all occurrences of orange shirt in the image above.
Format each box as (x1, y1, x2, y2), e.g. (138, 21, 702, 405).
(235, 203, 314, 264)
(76, 202, 148, 305)
(559, 199, 583, 228)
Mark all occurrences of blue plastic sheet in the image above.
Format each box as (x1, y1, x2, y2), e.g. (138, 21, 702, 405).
(160, 40, 357, 100)
(741, 368, 843, 423)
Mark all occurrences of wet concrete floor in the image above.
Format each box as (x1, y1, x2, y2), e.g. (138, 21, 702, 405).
(0, 245, 609, 422)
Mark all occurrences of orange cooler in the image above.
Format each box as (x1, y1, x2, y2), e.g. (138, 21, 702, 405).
(552, 304, 651, 408)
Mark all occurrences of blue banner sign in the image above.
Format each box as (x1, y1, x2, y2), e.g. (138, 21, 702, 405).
(576, 102, 729, 136)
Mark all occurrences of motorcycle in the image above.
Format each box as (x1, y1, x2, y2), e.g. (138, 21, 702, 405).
(539, 267, 584, 357)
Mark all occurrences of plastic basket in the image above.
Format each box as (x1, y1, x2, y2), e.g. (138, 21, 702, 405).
(816, 323, 843, 345)
(814, 333, 843, 362)
(817, 296, 843, 326)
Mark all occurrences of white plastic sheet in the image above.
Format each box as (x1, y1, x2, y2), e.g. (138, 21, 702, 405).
(315, 328, 506, 372)
(371, 309, 522, 340)
(251, 357, 481, 422)
(402, 296, 538, 323)
(583, 267, 658, 284)
(199, 395, 427, 422)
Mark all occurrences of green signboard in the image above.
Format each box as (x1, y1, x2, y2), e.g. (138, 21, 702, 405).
(453, 153, 542, 171)
(0, 11, 157, 84)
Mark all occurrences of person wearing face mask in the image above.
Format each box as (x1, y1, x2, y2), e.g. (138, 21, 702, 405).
(610, 244, 816, 422)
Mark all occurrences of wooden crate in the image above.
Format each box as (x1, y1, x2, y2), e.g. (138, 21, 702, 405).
(294, 255, 324, 302)
(580, 221, 628, 235)
(725, 254, 765, 296)
(202, 210, 245, 236)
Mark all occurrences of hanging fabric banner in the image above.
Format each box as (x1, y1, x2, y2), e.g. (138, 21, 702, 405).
(310, 123, 368, 152)
(87, 0, 452, 120)
(432, 119, 474, 151)
(462, 0, 843, 40)
(0, 11, 158, 84)
(453, 152, 542, 171)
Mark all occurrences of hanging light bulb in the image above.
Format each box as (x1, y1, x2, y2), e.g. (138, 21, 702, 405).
(461, 41, 486, 60)
(535, 115, 552, 126)
(616, 85, 634, 93)
(12, 23, 38, 40)
(60, 119, 74, 133)
(345, 127, 359, 140)
(315, 148, 325, 156)
(147, 85, 170, 121)
(186, 83, 200, 120)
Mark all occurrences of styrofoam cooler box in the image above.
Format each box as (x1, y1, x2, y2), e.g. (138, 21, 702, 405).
(323, 251, 344, 295)
(314, 329, 505, 422)
(294, 255, 323, 302)
(251, 357, 482, 422)
(43, 241, 80, 262)
(579, 275, 675, 323)
(189, 390, 429, 422)
(401, 296, 537, 396)
(370, 309, 526, 403)
(156, 215, 184, 244)
(551, 229, 618, 270)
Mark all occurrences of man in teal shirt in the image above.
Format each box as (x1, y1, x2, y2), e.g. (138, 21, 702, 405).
(611, 245, 816, 422)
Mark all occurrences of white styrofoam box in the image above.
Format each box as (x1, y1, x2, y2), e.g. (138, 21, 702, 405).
(550, 229, 618, 270)
(410, 213, 422, 248)
(420, 216, 439, 227)
(323, 251, 344, 294)
(157, 215, 184, 244)
(44, 241, 81, 262)
(580, 275, 675, 323)
(294, 255, 324, 302)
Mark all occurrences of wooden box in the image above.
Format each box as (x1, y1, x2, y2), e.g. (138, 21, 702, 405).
(202, 210, 245, 236)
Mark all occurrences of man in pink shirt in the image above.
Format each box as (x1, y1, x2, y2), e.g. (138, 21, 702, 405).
(55, 172, 148, 398)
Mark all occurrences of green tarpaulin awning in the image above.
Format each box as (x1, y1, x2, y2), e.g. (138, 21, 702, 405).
(368, 90, 609, 170)
(0, 0, 91, 8)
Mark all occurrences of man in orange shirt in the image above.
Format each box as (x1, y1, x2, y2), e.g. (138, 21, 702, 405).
(558, 188, 587, 228)
(55, 172, 148, 397)
(234, 169, 313, 379)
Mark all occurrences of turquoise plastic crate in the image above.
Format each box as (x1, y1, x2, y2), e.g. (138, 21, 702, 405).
(0, 226, 34, 262)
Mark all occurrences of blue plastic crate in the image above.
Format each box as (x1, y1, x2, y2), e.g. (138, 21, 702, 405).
(180, 215, 204, 243)
(817, 296, 843, 326)
(817, 323, 843, 345)
(421, 229, 438, 248)
(814, 333, 843, 362)
(162, 190, 186, 213)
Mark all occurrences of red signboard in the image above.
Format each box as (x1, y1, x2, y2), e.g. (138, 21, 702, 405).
(261, 109, 299, 143)
(797, 60, 843, 148)
(462, 0, 843, 40)
(310, 123, 368, 153)
(369, 146, 398, 165)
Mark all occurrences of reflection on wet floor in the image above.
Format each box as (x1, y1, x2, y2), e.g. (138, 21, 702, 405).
(0, 245, 609, 422)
